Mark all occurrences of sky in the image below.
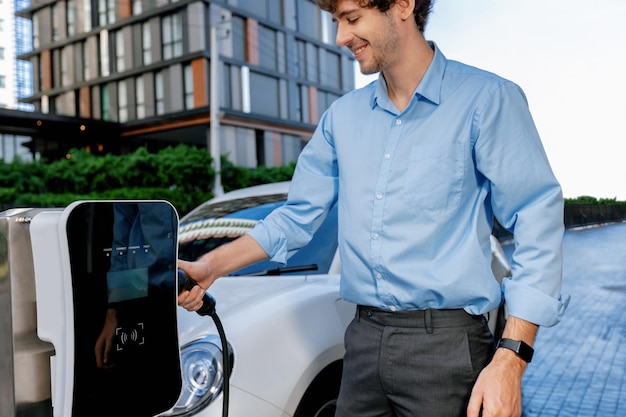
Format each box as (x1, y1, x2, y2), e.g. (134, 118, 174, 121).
(354, 0, 626, 200)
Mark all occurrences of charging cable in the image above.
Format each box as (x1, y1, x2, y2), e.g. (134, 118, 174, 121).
(178, 270, 230, 417)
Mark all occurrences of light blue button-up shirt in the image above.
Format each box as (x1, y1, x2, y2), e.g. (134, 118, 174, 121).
(249, 43, 567, 327)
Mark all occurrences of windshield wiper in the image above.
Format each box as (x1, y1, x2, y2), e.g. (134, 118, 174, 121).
(234, 264, 319, 276)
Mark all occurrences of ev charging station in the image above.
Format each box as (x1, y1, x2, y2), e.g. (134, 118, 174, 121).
(1, 201, 184, 417)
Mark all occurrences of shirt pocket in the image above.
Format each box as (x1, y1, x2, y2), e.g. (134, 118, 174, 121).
(402, 140, 464, 214)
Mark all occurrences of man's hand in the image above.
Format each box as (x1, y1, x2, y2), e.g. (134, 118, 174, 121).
(467, 348, 526, 417)
(177, 235, 269, 312)
(177, 259, 213, 312)
(467, 316, 537, 417)
(94, 308, 118, 368)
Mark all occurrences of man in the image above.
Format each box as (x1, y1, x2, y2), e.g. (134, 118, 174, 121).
(178, 0, 568, 416)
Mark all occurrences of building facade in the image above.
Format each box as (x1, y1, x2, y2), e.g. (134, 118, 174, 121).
(14, 0, 35, 112)
(0, 0, 17, 110)
(0, 0, 36, 162)
(15, 0, 355, 166)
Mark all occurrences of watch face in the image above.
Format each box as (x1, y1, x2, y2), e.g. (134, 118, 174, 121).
(498, 338, 534, 363)
(518, 341, 534, 362)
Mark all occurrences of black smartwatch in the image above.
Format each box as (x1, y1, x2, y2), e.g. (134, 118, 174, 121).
(497, 338, 534, 363)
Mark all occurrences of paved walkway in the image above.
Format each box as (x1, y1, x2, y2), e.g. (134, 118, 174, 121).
(503, 222, 626, 417)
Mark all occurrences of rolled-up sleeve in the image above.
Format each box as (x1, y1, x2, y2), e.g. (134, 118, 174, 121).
(247, 110, 339, 265)
(474, 81, 569, 327)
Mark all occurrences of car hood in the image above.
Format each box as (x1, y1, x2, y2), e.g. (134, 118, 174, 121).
(176, 274, 341, 344)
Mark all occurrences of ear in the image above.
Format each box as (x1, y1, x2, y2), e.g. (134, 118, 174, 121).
(396, 0, 415, 22)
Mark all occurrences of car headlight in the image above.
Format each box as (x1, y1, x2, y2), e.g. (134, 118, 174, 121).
(161, 335, 229, 416)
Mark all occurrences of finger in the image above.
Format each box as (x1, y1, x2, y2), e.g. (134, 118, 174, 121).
(95, 342, 104, 368)
(189, 287, 208, 311)
(466, 392, 483, 417)
(103, 340, 112, 365)
(177, 290, 194, 307)
(177, 259, 193, 274)
(178, 289, 204, 311)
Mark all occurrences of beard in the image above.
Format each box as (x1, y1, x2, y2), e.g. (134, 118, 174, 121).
(357, 13, 400, 75)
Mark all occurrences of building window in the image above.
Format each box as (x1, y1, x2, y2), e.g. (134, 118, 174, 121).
(82, 42, 90, 80)
(82, 0, 92, 32)
(282, 134, 306, 164)
(99, 30, 110, 76)
(155, 71, 165, 115)
(237, 0, 268, 19)
(183, 64, 193, 110)
(258, 25, 277, 71)
(249, 72, 279, 117)
(1, 134, 37, 163)
(133, 0, 142, 15)
(317, 89, 339, 119)
(37, 57, 43, 91)
(320, 8, 335, 45)
(51, 4, 59, 41)
(236, 0, 283, 25)
(135, 76, 145, 119)
(61, 46, 70, 86)
(118, 80, 128, 122)
(268, 1, 284, 25)
(323, 50, 340, 89)
(0, 76, 6, 88)
(142, 22, 151, 65)
(67, 0, 76, 37)
(98, 0, 115, 26)
(33, 14, 40, 48)
(306, 43, 319, 83)
(101, 85, 110, 120)
(230, 16, 246, 62)
(0, 47, 4, 60)
(296, 0, 319, 39)
(162, 13, 183, 60)
(115, 30, 125, 72)
(299, 83, 309, 123)
(296, 40, 306, 78)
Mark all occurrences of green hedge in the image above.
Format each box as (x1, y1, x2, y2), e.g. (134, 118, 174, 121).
(0, 144, 295, 216)
(564, 195, 626, 205)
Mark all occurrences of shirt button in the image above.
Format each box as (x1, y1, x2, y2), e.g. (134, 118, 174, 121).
(390, 306, 397, 312)
(372, 233, 379, 240)
(376, 272, 382, 279)
(376, 193, 383, 200)
(384, 154, 391, 160)
(396, 119, 402, 126)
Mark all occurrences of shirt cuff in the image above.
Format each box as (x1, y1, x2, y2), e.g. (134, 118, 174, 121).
(503, 278, 570, 327)
(247, 220, 289, 265)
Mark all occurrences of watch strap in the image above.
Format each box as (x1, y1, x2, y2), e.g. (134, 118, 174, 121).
(497, 338, 534, 363)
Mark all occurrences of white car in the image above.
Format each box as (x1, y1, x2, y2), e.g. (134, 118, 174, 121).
(166, 181, 511, 417)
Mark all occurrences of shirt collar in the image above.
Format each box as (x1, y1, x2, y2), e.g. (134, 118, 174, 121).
(370, 41, 446, 109)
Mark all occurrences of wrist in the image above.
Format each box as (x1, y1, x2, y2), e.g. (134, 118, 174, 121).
(497, 338, 534, 363)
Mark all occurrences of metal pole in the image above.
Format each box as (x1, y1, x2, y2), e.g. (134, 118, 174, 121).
(210, 25, 224, 196)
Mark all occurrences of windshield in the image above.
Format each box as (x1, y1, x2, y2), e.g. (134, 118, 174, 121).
(178, 194, 338, 276)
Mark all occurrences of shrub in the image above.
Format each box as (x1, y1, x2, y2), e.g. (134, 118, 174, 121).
(0, 144, 294, 216)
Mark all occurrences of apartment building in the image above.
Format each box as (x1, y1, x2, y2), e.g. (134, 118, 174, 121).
(0, 0, 38, 162)
(0, 0, 17, 110)
(14, 0, 35, 112)
(14, 0, 355, 165)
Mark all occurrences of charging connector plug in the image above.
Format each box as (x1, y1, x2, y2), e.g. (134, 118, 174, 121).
(177, 269, 217, 316)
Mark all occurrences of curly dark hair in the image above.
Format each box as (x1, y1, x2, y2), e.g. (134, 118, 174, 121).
(317, 0, 433, 32)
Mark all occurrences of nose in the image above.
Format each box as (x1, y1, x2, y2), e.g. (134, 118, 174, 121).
(335, 22, 351, 47)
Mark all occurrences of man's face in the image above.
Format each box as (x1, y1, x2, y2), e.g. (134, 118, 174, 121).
(332, 0, 400, 75)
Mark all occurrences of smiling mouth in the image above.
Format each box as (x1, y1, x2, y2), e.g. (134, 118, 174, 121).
(352, 45, 366, 58)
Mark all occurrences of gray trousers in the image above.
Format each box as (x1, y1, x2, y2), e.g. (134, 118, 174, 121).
(335, 306, 495, 417)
